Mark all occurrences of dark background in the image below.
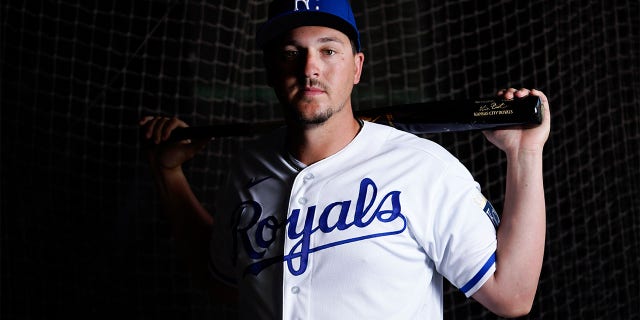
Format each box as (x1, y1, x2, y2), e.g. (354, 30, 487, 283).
(2, 0, 639, 319)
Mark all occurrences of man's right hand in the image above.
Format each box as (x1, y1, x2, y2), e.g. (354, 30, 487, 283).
(139, 116, 210, 170)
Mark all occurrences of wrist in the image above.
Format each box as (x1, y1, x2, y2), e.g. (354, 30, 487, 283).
(505, 148, 544, 187)
(505, 145, 544, 162)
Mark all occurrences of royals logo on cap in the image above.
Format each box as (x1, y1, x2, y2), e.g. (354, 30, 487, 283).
(294, 0, 320, 11)
(257, 0, 361, 51)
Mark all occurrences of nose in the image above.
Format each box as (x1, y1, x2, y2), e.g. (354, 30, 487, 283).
(303, 51, 320, 79)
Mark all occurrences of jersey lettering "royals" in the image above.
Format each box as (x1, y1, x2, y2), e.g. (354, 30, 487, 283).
(230, 177, 406, 277)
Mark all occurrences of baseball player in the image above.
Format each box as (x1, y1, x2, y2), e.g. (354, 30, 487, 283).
(139, 0, 550, 319)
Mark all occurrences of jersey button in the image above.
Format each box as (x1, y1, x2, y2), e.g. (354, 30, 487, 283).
(298, 197, 308, 205)
(303, 173, 314, 182)
(291, 286, 300, 294)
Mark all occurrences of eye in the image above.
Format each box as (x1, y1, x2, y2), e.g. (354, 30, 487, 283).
(282, 50, 299, 60)
(323, 49, 337, 56)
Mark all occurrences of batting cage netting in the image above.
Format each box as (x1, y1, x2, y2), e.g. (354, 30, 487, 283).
(2, 0, 639, 319)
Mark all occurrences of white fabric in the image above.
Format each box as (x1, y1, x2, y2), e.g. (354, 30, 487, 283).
(210, 121, 497, 319)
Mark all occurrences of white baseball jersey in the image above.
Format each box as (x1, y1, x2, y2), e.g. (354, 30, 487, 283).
(209, 121, 499, 319)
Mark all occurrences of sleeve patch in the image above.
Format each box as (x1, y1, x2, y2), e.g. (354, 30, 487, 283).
(473, 193, 500, 228)
(483, 201, 500, 228)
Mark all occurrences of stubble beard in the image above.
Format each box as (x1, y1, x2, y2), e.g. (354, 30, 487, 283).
(293, 101, 343, 125)
(289, 79, 345, 126)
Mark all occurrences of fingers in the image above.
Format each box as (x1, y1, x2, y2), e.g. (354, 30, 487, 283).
(139, 116, 188, 144)
(529, 89, 551, 129)
(496, 87, 531, 100)
(496, 87, 550, 112)
(529, 89, 549, 107)
(494, 87, 551, 142)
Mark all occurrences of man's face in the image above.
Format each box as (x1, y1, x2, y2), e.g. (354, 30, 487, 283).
(266, 26, 364, 126)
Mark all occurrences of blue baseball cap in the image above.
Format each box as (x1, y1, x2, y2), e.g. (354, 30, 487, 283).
(257, 0, 361, 52)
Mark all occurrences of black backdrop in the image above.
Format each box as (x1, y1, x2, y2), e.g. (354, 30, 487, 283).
(2, 1, 639, 319)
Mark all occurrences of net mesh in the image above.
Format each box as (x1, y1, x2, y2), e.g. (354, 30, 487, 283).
(2, 0, 639, 319)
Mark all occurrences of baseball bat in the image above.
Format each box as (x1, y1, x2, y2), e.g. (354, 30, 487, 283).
(168, 95, 542, 141)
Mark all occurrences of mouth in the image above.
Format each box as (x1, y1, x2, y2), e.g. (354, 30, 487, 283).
(303, 86, 326, 96)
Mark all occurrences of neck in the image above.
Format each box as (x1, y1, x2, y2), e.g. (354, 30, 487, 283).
(286, 108, 361, 166)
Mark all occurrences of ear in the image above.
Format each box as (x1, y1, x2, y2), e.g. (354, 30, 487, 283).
(353, 52, 364, 85)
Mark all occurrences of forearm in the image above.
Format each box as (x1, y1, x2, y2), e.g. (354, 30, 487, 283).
(152, 166, 239, 303)
(496, 149, 546, 298)
(152, 165, 214, 281)
(153, 166, 213, 232)
(475, 149, 546, 316)
(473, 88, 549, 317)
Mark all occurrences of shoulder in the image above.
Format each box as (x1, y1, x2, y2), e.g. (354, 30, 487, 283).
(362, 121, 462, 167)
(229, 125, 289, 165)
(226, 126, 296, 179)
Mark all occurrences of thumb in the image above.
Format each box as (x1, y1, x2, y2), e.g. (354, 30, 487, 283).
(176, 137, 212, 163)
(187, 137, 212, 154)
(154, 138, 212, 170)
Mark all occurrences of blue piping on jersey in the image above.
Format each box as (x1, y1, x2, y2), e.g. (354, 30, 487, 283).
(460, 252, 496, 294)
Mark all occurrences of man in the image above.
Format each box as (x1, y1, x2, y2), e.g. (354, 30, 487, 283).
(140, 0, 550, 318)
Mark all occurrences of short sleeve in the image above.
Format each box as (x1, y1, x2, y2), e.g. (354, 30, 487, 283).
(428, 160, 498, 297)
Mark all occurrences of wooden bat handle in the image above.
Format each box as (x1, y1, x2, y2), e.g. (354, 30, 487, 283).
(168, 96, 542, 140)
(169, 121, 284, 140)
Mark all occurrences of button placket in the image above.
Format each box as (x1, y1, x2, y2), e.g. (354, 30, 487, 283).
(303, 172, 315, 183)
(298, 171, 314, 213)
(283, 168, 317, 320)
